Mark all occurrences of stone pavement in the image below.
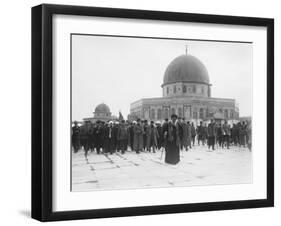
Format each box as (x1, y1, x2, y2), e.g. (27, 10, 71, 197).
(71, 145, 252, 191)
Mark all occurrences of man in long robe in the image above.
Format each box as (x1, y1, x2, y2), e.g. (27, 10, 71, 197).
(164, 114, 180, 164)
(133, 119, 143, 154)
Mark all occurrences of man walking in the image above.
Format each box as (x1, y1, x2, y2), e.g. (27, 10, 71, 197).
(117, 120, 128, 154)
(207, 119, 216, 151)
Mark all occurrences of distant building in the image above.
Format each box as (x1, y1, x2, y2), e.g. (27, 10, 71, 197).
(83, 103, 113, 122)
(129, 50, 239, 123)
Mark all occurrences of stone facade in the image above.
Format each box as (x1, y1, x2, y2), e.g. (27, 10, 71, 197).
(130, 96, 238, 122)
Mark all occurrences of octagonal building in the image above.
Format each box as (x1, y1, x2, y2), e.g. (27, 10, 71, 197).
(129, 52, 239, 122)
(83, 103, 112, 122)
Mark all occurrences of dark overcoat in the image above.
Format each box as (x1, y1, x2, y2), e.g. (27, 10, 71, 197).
(133, 124, 143, 150)
(165, 122, 180, 164)
(146, 125, 159, 148)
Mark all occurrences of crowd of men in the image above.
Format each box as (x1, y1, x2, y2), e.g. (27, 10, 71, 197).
(72, 116, 252, 164)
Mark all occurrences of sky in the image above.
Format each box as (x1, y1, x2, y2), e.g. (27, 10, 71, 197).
(72, 35, 252, 121)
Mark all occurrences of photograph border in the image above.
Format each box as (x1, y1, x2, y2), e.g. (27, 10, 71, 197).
(32, 4, 274, 221)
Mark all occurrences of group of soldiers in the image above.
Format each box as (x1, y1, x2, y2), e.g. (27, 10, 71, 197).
(72, 116, 251, 164)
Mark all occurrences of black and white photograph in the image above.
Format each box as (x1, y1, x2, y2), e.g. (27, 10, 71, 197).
(29, 3, 274, 222)
(71, 34, 253, 192)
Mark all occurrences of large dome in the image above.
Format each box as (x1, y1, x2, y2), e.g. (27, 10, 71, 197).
(95, 103, 110, 113)
(163, 54, 210, 86)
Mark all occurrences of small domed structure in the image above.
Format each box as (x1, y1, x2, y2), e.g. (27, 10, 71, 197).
(162, 54, 211, 98)
(93, 103, 112, 122)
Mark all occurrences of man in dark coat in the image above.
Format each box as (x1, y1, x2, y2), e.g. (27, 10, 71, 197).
(162, 118, 169, 150)
(156, 122, 163, 150)
(239, 121, 247, 147)
(133, 119, 143, 154)
(232, 123, 239, 146)
(186, 121, 192, 149)
(146, 121, 159, 153)
(94, 121, 104, 154)
(88, 123, 95, 152)
(216, 124, 223, 147)
(104, 121, 116, 154)
(117, 120, 128, 154)
(197, 121, 204, 146)
(143, 120, 148, 151)
(246, 121, 252, 151)
(202, 123, 208, 145)
(191, 122, 196, 146)
(207, 119, 217, 150)
(103, 123, 110, 153)
(128, 122, 134, 151)
(164, 114, 180, 165)
(181, 118, 189, 151)
(222, 121, 231, 149)
(72, 121, 80, 153)
(177, 117, 184, 151)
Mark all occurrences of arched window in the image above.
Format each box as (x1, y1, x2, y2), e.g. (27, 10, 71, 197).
(199, 108, 204, 119)
(178, 108, 183, 117)
(171, 108, 176, 115)
(230, 110, 234, 119)
(183, 85, 187, 93)
(193, 111, 198, 119)
(201, 87, 204, 94)
(206, 108, 209, 118)
(224, 109, 228, 119)
(193, 85, 196, 93)
(173, 86, 176, 93)
(157, 109, 162, 119)
(166, 87, 169, 94)
(150, 109, 155, 119)
(164, 108, 169, 119)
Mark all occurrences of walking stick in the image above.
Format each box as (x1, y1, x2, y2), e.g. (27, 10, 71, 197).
(160, 147, 164, 160)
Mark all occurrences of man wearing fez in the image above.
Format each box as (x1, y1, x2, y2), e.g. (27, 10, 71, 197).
(72, 121, 80, 153)
(164, 114, 180, 164)
(207, 119, 217, 151)
(133, 119, 144, 154)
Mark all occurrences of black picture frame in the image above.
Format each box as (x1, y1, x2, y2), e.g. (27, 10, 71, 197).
(31, 4, 274, 222)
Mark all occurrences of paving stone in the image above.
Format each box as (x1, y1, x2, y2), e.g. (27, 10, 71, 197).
(71, 146, 252, 191)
